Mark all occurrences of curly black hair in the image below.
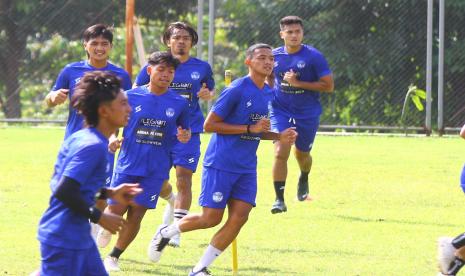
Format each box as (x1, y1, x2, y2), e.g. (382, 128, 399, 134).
(71, 71, 121, 127)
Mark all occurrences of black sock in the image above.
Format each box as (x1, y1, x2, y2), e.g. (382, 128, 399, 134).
(447, 257, 465, 275)
(109, 247, 124, 259)
(299, 171, 309, 183)
(274, 181, 285, 201)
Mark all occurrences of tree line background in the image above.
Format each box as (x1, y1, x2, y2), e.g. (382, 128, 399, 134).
(1, 0, 464, 131)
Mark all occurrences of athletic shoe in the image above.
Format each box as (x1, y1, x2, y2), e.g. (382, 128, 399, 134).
(297, 178, 309, 201)
(438, 237, 455, 274)
(28, 269, 40, 276)
(103, 256, 120, 272)
(96, 229, 112, 248)
(90, 222, 100, 241)
(270, 199, 287, 214)
(189, 267, 212, 276)
(168, 233, 181, 247)
(147, 225, 171, 262)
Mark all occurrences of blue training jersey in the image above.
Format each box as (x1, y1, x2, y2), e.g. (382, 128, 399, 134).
(272, 44, 332, 118)
(203, 76, 273, 173)
(52, 61, 132, 139)
(38, 128, 109, 250)
(114, 86, 190, 178)
(134, 57, 215, 133)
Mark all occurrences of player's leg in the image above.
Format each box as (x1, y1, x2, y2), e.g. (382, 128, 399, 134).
(148, 167, 232, 262)
(270, 111, 292, 214)
(188, 171, 256, 274)
(169, 134, 201, 246)
(159, 180, 176, 225)
(104, 174, 162, 271)
(293, 116, 319, 201)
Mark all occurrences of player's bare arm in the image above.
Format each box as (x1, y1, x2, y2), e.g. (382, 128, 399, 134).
(205, 112, 270, 135)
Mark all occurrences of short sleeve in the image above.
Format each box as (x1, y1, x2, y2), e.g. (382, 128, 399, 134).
(62, 143, 106, 185)
(312, 51, 332, 78)
(52, 67, 70, 91)
(135, 64, 150, 86)
(211, 87, 238, 119)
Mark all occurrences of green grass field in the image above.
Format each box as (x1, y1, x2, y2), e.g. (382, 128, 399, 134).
(1, 126, 464, 275)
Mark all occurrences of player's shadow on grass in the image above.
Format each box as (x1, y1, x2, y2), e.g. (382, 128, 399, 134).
(335, 214, 460, 227)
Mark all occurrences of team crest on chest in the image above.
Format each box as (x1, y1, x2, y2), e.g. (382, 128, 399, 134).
(297, 60, 306, 69)
(165, 107, 175, 117)
(191, 71, 200, 80)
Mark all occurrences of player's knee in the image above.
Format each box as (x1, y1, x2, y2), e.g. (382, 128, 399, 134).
(229, 212, 249, 227)
(199, 213, 222, 228)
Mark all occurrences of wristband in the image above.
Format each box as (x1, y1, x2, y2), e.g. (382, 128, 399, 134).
(89, 206, 102, 223)
(247, 124, 251, 134)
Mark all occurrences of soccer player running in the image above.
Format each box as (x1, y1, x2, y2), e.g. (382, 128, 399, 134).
(147, 44, 297, 276)
(437, 124, 465, 276)
(99, 51, 191, 272)
(37, 71, 141, 275)
(44, 24, 132, 236)
(134, 21, 215, 248)
(269, 15, 334, 214)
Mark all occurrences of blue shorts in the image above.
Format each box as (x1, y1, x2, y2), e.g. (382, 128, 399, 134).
(105, 152, 115, 188)
(198, 166, 257, 209)
(270, 109, 319, 152)
(461, 164, 465, 194)
(171, 133, 201, 172)
(40, 242, 107, 276)
(109, 173, 165, 209)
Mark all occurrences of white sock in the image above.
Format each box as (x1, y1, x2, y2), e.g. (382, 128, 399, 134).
(160, 221, 181, 238)
(162, 193, 176, 225)
(192, 244, 222, 272)
(174, 208, 189, 221)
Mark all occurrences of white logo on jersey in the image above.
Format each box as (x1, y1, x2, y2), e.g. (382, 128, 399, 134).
(188, 157, 195, 163)
(166, 108, 175, 117)
(150, 194, 158, 201)
(135, 105, 142, 113)
(246, 100, 252, 108)
(297, 60, 306, 69)
(274, 61, 278, 68)
(191, 71, 200, 80)
(74, 77, 81, 84)
(105, 177, 111, 185)
(212, 192, 223, 203)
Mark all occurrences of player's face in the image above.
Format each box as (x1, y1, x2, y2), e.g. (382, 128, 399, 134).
(84, 36, 112, 62)
(248, 48, 274, 77)
(167, 28, 192, 56)
(105, 90, 131, 128)
(147, 63, 176, 90)
(280, 24, 304, 48)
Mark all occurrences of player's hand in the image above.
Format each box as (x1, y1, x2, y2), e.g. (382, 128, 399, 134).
(108, 136, 123, 153)
(98, 212, 126, 234)
(197, 83, 214, 101)
(50, 89, 69, 105)
(249, 118, 270, 134)
(177, 127, 191, 143)
(279, 127, 298, 145)
(283, 69, 299, 87)
(108, 183, 142, 205)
